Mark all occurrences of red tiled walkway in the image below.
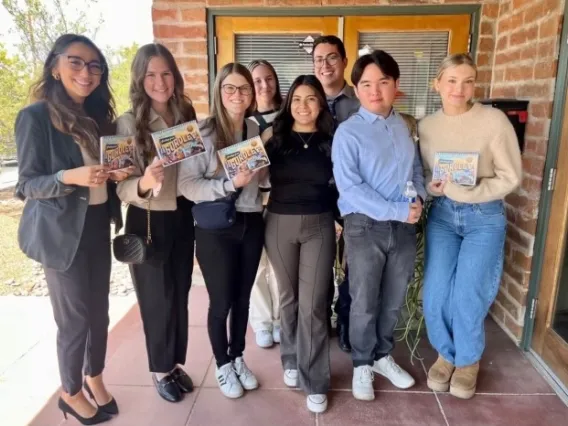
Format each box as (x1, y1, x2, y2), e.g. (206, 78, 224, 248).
(29, 286, 568, 426)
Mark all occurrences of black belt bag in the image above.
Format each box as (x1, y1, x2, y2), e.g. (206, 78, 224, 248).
(191, 189, 242, 230)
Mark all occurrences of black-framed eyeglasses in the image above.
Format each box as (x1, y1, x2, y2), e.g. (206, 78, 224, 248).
(314, 54, 340, 68)
(60, 54, 105, 75)
(222, 84, 253, 95)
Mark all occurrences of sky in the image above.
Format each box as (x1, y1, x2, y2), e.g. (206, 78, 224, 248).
(0, 0, 154, 54)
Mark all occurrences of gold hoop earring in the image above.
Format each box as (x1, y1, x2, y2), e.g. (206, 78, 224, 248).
(52, 74, 60, 80)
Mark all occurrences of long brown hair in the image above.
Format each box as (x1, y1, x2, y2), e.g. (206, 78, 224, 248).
(202, 63, 256, 151)
(129, 43, 196, 162)
(247, 59, 283, 109)
(31, 33, 115, 159)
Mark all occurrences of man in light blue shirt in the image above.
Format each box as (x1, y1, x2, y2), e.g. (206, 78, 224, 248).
(331, 50, 426, 401)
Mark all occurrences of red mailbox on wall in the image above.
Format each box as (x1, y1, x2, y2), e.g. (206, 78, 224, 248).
(480, 98, 530, 153)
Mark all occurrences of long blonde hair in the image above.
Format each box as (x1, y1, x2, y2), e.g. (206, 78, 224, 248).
(202, 63, 256, 151)
(436, 53, 477, 81)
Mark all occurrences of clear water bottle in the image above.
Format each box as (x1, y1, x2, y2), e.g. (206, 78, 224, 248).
(403, 181, 417, 204)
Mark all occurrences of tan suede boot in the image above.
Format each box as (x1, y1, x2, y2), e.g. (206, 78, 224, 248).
(427, 355, 455, 392)
(450, 362, 480, 399)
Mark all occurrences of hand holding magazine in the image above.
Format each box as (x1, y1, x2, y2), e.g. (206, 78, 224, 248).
(217, 136, 270, 180)
(151, 120, 207, 167)
(432, 152, 479, 187)
(100, 135, 136, 172)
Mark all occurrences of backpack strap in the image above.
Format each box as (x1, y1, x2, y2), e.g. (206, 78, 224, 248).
(253, 112, 270, 134)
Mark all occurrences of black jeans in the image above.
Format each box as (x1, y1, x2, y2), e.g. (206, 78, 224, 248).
(344, 214, 416, 367)
(127, 197, 195, 373)
(44, 203, 111, 395)
(196, 212, 264, 367)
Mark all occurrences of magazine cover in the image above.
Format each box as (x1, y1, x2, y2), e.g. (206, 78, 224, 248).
(433, 151, 479, 186)
(217, 136, 270, 180)
(100, 135, 136, 171)
(151, 120, 206, 167)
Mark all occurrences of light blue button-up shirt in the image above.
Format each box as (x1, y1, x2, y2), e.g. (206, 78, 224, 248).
(331, 106, 427, 222)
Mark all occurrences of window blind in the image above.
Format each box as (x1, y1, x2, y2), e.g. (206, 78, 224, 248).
(359, 32, 449, 118)
(235, 33, 319, 95)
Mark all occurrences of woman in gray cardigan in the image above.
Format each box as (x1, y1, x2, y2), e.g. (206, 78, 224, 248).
(178, 63, 264, 400)
(15, 34, 130, 425)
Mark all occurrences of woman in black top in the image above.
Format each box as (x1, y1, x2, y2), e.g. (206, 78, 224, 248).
(264, 75, 336, 414)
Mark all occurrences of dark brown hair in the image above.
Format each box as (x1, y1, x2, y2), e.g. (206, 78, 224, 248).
(31, 33, 115, 159)
(129, 43, 196, 161)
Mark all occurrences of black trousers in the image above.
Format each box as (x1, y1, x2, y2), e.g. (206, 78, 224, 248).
(196, 212, 264, 367)
(126, 197, 195, 373)
(44, 203, 111, 395)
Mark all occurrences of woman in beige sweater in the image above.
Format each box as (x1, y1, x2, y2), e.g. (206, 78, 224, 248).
(419, 54, 522, 400)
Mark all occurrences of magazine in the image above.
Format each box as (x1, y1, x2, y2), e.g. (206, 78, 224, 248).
(217, 136, 270, 180)
(432, 151, 479, 186)
(151, 120, 206, 167)
(100, 135, 136, 172)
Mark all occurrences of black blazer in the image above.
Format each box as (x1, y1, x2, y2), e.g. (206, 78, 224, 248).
(15, 101, 123, 271)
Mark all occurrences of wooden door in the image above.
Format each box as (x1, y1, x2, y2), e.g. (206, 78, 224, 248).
(531, 82, 568, 388)
(215, 17, 338, 93)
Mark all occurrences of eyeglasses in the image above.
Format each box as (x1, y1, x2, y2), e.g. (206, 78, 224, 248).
(222, 84, 253, 95)
(314, 54, 341, 68)
(60, 54, 105, 75)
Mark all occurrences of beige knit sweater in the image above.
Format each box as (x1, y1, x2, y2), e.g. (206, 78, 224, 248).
(418, 103, 522, 203)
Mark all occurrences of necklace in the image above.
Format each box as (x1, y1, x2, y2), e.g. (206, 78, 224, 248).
(295, 131, 315, 149)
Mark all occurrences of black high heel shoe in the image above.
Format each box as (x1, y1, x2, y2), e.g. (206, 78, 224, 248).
(83, 380, 119, 415)
(58, 397, 111, 425)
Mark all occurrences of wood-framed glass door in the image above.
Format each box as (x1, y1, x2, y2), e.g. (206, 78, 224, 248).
(215, 17, 338, 93)
(531, 83, 568, 388)
(344, 15, 471, 118)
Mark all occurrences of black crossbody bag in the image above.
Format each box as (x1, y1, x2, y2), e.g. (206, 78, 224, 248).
(191, 123, 247, 230)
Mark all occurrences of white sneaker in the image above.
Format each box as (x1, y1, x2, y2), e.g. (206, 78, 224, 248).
(256, 330, 274, 348)
(283, 369, 298, 387)
(233, 357, 259, 390)
(307, 394, 328, 413)
(373, 355, 415, 389)
(352, 365, 375, 401)
(216, 362, 243, 399)
(272, 325, 281, 343)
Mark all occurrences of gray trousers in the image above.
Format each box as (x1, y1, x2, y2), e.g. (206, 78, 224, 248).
(43, 203, 111, 395)
(265, 211, 335, 394)
(343, 214, 416, 367)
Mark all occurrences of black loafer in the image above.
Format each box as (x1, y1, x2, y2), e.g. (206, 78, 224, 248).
(152, 374, 182, 403)
(171, 367, 194, 393)
(336, 321, 352, 353)
(83, 380, 119, 415)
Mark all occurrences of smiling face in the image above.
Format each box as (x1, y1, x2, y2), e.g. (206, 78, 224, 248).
(53, 42, 102, 104)
(251, 64, 277, 111)
(290, 84, 321, 129)
(355, 63, 399, 117)
(434, 64, 477, 111)
(220, 72, 253, 117)
(143, 56, 175, 110)
(313, 42, 347, 92)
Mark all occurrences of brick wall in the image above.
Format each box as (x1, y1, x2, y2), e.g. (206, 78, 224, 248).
(488, 0, 565, 342)
(151, 0, 565, 343)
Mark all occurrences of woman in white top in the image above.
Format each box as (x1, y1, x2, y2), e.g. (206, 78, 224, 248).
(246, 59, 284, 348)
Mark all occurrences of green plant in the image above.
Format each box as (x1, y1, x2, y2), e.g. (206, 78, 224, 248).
(395, 200, 430, 364)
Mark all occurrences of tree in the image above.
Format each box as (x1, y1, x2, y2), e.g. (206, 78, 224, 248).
(2, 0, 103, 72)
(108, 43, 138, 116)
(0, 44, 31, 158)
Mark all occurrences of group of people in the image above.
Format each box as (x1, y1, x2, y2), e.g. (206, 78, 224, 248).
(14, 31, 522, 424)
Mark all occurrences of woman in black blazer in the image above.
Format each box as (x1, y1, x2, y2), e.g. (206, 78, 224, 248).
(15, 34, 131, 425)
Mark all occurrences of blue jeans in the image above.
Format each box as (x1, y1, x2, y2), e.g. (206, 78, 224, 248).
(423, 197, 506, 367)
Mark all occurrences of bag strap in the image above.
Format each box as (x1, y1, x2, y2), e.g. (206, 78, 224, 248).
(146, 200, 152, 243)
(252, 112, 269, 134)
